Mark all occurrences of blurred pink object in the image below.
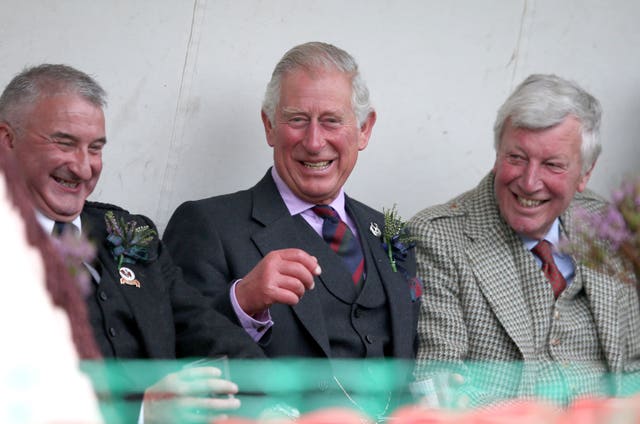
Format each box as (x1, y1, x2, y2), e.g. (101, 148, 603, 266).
(218, 408, 371, 424)
(388, 404, 461, 423)
(217, 418, 257, 424)
(216, 394, 640, 424)
(296, 408, 372, 424)
(469, 400, 559, 424)
(559, 396, 640, 424)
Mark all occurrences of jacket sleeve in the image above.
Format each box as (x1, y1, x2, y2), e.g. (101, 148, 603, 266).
(163, 200, 240, 322)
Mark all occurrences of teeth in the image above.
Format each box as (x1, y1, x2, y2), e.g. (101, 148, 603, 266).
(517, 196, 542, 208)
(304, 161, 330, 169)
(54, 177, 79, 188)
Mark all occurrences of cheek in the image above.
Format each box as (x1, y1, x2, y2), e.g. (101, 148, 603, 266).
(91, 157, 103, 176)
(275, 131, 300, 150)
(546, 180, 575, 202)
(494, 164, 515, 186)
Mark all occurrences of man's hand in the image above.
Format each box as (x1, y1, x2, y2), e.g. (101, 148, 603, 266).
(143, 367, 240, 423)
(235, 248, 321, 316)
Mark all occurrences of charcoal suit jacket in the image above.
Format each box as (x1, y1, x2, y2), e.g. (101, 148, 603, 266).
(81, 201, 264, 361)
(163, 170, 420, 359)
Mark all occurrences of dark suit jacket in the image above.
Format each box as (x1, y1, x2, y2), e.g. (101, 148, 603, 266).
(80, 202, 267, 422)
(81, 201, 264, 361)
(163, 170, 420, 359)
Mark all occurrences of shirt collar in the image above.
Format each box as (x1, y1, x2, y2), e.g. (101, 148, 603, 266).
(35, 209, 83, 235)
(271, 167, 348, 219)
(519, 218, 561, 251)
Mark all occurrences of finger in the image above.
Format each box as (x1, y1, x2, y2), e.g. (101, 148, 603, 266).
(176, 378, 239, 397)
(178, 366, 223, 380)
(271, 249, 322, 277)
(191, 396, 241, 410)
(270, 286, 306, 306)
(270, 256, 318, 291)
(180, 397, 242, 422)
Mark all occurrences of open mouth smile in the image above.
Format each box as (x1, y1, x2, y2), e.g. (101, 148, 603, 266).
(53, 176, 80, 189)
(516, 195, 546, 208)
(303, 160, 332, 169)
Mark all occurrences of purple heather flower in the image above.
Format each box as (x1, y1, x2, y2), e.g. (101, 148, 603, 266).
(51, 232, 97, 296)
(595, 206, 633, 249)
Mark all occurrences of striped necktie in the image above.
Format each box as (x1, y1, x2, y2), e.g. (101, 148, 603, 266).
(532, 240, 567, 298)
(312, 205, 364, 285)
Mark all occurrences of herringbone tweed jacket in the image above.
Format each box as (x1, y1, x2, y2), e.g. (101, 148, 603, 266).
(408, 172, 640, 406)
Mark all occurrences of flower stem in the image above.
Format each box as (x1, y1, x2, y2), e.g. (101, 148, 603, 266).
(386, 237, 397, 272)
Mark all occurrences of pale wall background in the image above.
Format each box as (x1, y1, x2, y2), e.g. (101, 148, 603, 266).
(1, 0, 638, 232)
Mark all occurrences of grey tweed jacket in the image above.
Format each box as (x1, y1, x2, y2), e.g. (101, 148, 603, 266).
(408, 172, 640, 404)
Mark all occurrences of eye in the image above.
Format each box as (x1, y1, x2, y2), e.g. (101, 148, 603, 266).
(52, 138, 75, 151)
(286, 116, 309, 129)
(89, 142, 105, 154)
(506, 153, 526, 164)
(321, 116, 342, 129)
(545, 161, 567, 173)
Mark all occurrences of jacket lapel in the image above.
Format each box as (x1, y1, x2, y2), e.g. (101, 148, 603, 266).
(346, 198, 416, 356)
(464, 175, 536, 358)
(248, 172, 332, 356)
(82, 206, 175, 357)
(561, 205, 624, 371)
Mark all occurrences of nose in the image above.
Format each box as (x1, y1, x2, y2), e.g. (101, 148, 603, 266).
(520, 162, 542, 192)
(68, 148, 94, 180)
(302, 120, 326, 153)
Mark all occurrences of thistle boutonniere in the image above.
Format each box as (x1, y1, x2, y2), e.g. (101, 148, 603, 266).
(104, 211, 157, 270)
(381, 204, 415, 272)
(371, 205, 423, 301)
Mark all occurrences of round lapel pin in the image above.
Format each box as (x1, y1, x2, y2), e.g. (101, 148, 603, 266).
(119, 266, 141, 288)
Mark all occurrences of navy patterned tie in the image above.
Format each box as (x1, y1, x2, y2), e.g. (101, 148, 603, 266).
(532, 240, 567, 298)
(312, 205, 364, 285)
(52, 221, 79, 237)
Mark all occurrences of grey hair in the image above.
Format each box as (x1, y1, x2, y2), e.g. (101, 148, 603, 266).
(262, 41, 373, 127)
(0, 64, 106, 130)
(493, 74, 601, 175)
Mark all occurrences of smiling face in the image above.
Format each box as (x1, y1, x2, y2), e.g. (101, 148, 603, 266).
(0, 94, 106, 222)
(493, 116, 593, 240)
(262, 68, 375, 205)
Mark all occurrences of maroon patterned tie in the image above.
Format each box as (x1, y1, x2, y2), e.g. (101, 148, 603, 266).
(312, 205, 364, 285)
(531, 240, 567, 298)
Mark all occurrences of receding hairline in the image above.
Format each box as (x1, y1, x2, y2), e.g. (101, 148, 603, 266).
(0, 64, 107, 128)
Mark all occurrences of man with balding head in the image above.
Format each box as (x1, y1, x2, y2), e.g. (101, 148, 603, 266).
(0, 63, 265, 422)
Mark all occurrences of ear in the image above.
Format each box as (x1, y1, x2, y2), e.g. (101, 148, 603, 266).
(0, 122, 16, 150)
(357, 111, 376, 151)
(576, 160, 596, 193)
(261, 110, 275, 147)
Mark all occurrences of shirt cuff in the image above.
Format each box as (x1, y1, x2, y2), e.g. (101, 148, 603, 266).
(230, 280, 273, 341)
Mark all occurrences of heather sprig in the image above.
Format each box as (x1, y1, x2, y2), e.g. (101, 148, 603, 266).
(51, 229, 96, 295)
(105, 211, 157, 269)
(564, 176, 640, 284)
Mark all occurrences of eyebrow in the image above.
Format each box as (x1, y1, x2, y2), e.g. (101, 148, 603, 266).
(280, 107, 346, 117)
(281, 107, 305, 115)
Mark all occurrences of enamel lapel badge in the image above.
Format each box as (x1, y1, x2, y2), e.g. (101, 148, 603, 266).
(119, 266, 141, 288)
